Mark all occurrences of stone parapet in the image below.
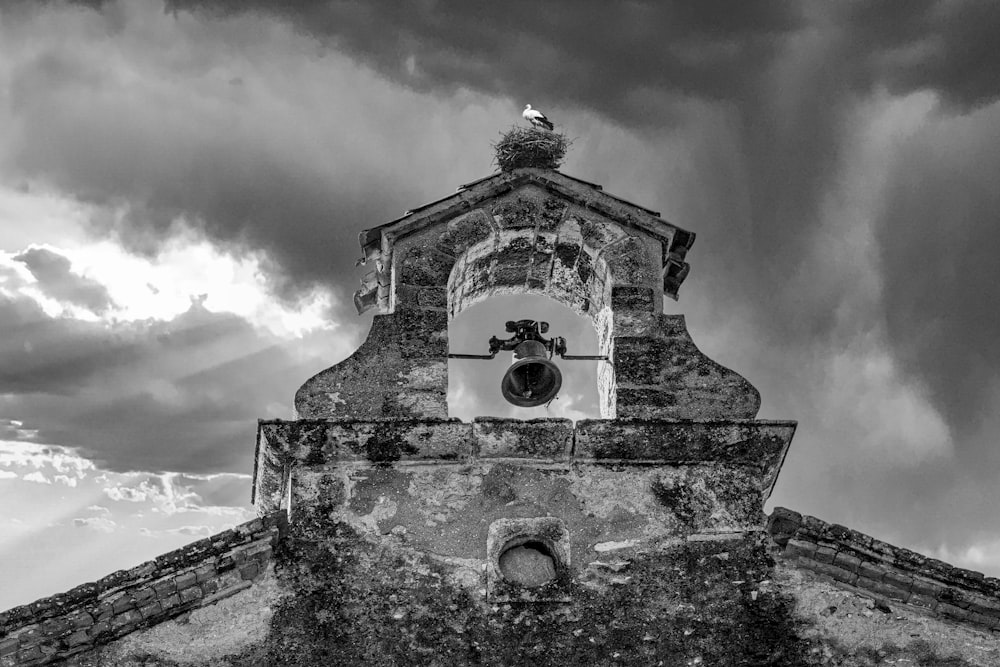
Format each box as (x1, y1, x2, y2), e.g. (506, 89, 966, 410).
(0, 513, 285, 666)
(768, 507, 1000, 631)
(253, 417, 796, 515)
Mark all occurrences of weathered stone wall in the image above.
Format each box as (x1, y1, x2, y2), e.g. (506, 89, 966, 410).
(775, 562, 1000, 666)
(297, 168, 746, 422)
(769, 507, 1000, 631)
(243, 525, 813, 666)
(253, 417, 796, 519)
(0, 513, 283, 666)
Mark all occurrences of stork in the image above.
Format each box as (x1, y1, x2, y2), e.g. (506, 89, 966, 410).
(522, 104, 554, 131)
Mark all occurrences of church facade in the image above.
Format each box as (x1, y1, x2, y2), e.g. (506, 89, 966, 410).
(2, 166, 1000, 666)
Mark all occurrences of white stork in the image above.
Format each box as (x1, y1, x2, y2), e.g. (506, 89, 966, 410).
(522, 104, 554, 131)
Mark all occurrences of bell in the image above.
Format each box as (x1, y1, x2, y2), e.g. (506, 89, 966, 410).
(500, 340, 562, 407)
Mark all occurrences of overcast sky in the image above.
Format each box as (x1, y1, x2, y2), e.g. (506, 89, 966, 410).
(2, 0, 1000, 610)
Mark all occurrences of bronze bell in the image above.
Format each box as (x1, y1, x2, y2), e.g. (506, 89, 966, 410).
(500, 340, 563, 407)
(448, 318, 607, 408)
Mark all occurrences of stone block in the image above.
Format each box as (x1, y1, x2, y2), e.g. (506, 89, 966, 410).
(968, 611, 996, 628)
(132, 587, 155, 604)
(111, 596, 134, 615)
(195, 565, 216, 583)
(436, 209, 494, 256)
(153, 579, 176, 598)
(473, 418, 572, 459)
(614, 388, 678, 418)
(610, 286, 655, 312)
(814, 546, 836, 564)
(179, 586, 203, 604)
(139, 601, 162, 620)
(110, 610, 141, 632)
(939, 587, 970, 608)
(240, 563, 261, 581)
(857, 560, 886, 581)
(784, 539, 816, 559)
(613, 337, 666, 385)
(857, 576, 909, 602)
(833, 551, 862, 573)
(883, 570, 914, 590)
(88, 620, 110, 639)
(175, 571, 197, 590)
(966, 594, 1000, 616)
(603, 237, 656, 285)
(574, 212, 628, 248)
(937, 603, 971, 622)
(398, 246, 456, 287)
(160, 594, 181, 611)
(910, 575, 946, 598)
(805, 560, 858, 585)
(65, 629, 90, 648)
(40, 617, 70, 637)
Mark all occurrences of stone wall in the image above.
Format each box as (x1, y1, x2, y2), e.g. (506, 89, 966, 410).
(253, 417, 796, 518)
(0, 513, 284, 666)
(298, 168, 734, 422)
(769, 507, 1000, 631)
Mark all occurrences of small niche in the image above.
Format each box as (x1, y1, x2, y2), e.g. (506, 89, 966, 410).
(498, 539, 557, 588)
(486, 517, 571, 602)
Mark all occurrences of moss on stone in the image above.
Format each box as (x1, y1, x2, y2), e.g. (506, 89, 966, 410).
(226, 523, 824, 666)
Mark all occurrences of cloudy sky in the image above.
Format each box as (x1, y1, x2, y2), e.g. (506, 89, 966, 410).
(2, 0, 1000, 609)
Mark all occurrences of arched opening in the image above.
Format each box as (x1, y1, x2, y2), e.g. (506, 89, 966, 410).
(448, 294, 601, 421)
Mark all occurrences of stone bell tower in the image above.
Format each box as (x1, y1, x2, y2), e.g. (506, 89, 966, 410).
(252, 162, 797, 663)
(12, 139, 1000, 667)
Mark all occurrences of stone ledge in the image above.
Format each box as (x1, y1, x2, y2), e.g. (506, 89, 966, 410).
(768, 507, 1000, 632)
(254, 417, 797, 513)
(0, 512, 286, 666)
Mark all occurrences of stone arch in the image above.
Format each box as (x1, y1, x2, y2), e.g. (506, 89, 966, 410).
(439, 194, 662, 418)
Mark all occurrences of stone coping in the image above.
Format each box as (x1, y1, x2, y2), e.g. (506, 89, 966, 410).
(253, 417, 796, 512)
(769, 507, 1000, 631)
(0, 513, 285, 666)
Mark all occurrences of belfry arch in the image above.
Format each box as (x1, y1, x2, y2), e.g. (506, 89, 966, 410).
(294, 168, 759, 422)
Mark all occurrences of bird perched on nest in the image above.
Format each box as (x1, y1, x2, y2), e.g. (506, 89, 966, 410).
(522, 104, 554, 131)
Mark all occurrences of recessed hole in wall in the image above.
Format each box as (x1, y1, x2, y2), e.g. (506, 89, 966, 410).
(498, 538, 557, 587)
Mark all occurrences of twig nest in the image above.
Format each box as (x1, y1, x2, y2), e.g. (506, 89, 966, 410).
(494, 127, 569, 172)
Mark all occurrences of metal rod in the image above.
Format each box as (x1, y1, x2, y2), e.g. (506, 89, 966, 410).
(447, 353, 498, 359)
(560, 354, 611, 361)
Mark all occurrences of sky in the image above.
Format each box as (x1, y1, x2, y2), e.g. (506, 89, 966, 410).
(1, 0, 1000, 609)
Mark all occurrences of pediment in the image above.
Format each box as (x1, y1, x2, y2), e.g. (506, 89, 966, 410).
(354, 168, 695, 313)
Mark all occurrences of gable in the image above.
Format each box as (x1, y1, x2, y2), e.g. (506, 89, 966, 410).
(354, 168, 695, 314)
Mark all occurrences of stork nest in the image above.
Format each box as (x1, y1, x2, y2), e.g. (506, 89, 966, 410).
(493, 127, 570, 172)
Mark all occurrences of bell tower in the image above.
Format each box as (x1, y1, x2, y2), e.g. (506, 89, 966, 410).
(251, 157, 798, 662)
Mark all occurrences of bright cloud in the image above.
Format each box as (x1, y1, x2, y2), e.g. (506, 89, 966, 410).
(72, 516, 118, 534)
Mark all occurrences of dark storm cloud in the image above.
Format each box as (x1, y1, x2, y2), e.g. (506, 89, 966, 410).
(0, 289, 338, 473)
(164, 0, 802, 125)
(837, 1, 1000, 110)
(163, 1, 1000, 116)
(13, 247, 116, 314)
(0, 292, 140, 394)
(875, 107, 1000, 440)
